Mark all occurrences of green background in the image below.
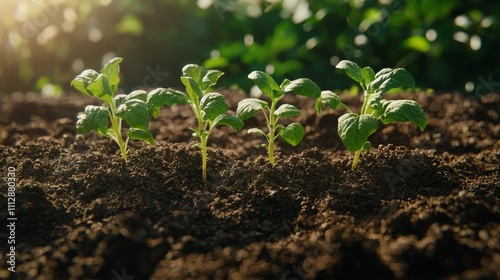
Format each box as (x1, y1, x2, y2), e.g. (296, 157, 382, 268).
(1, 0, 499, 96)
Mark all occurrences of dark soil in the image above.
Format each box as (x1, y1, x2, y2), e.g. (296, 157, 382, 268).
(0, 91, 499, 280)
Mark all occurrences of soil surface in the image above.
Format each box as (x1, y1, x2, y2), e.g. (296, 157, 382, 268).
(0, 91, 499, 280)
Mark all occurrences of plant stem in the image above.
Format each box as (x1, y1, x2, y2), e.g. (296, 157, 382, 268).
(201, 135, 208, 183)
(268, 100, 277, 165)
(351, 92, 371, 169)
(114, 118, 127, 161)
(192, 101, 207, 183)
(352, 149, 361, 169)
(109, 102, 127, 161)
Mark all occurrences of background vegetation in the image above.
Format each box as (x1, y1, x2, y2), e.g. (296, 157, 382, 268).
(1, 0, 499, 96)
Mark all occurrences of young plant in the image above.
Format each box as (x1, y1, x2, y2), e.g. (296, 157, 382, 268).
(237, 71, 321, 165)
(71, 57, 163, 161)
(316, 60, 427, 169)
(148, 64, 243, 183)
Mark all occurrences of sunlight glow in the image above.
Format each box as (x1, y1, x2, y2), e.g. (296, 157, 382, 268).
(453, 31, 469, 43)
(470, 35, 481, 51)
(426, 29, 437, 42)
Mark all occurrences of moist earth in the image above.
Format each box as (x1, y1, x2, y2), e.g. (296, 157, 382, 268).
(0, 91, 499, 279)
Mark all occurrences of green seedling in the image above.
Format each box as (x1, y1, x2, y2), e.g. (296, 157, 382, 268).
(72, 57, 165, 161)
(237, 71, 321, 165)
(316, 60, 427, 169)
(150, 64, 243, 183)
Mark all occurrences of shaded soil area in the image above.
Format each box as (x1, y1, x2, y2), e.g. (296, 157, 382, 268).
(0, 91, 499, 279)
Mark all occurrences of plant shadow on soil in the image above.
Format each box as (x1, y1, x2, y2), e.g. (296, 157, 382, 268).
(0, 91, 499, 279)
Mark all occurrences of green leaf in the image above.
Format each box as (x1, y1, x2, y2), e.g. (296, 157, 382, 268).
(375, 68, 392, 79)
(280, 78, 291, 90)
(200, 92, 228, 121)
(76, 105, 109, 136)
(101, 57, 123, 91)
(116, 99, 150, 131)
(180, 76, 203, 100)
(368, 68, 415, 94)
(248, 71, 283, 99)
(336, 60, 364, 85)
(113, 94, 127, 108)
(248, 128, 265, 136)
(71, 69, 100, 97)
(86, 74, 113, 102)
(182, 64, 207, 85)
(315, 98, 324, 114)
(212, 114, 244, 131)
(202, 70, 224, 90)
(126, 90, 148, 102)
(362, 141, 372, 152)
(236, 98, 268, 121)
(283, 78, 321, 98)
(361, 67, 375, 86)
(274, 104, 300, 118)
(366, 93, 385, 117)
(338, 113, 379, 152)
(147, 88, 189, 118)
(320, 90, 349, 111)
(127, 128, 154, 145)
(378, 100, 427, 131)
(279, 123, 305, 146)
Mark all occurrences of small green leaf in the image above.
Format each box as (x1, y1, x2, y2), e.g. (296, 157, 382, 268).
(101, 57, 123, 91)
(361, 67, 375, 87)
(338, 113, 379, 152)
(213, 114, 244, 131)
(113, 94, 127, 108)
(180, 76, 203, 100)
(336, 60, 364, 85)
(362, 141, 372, 152)
(236, 98, 268, 121)
(116, 99, 150, 131)
(200, 92, 228, 121)
(147, 88, 189, 118)
(202, 70, 224, 90)
(274, 104, 300, 118)
(378, 99, 427, 131)
(366, 93, 384, 117)
(375, 68, 392, 79)
(284, 78, 321, 98)
(248, 128, 266, 136)
(76, 105, 109, 136)
(248, 71, 283, 99)
(280, 123, 305, 146)
(86, 74, 113, 101)
(320, 90, 349, 111)
(71, 69, 100, 97)
(280, 78, 291, 90)
(368, 68, 415, 94)
(126, 90, 148, 102)
(127, 128, 154, 145)
(182, 64, 206, 85)
(315, 97, 324, 114)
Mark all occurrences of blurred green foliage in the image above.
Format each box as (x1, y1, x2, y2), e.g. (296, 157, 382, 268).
(1, 0, 499, 96)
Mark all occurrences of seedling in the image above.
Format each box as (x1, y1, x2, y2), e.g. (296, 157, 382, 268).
(237, 71, 320, 165)
(316, 60, 427, 169)
(71, 57, 165, 161)
(150, 64, 243, 183)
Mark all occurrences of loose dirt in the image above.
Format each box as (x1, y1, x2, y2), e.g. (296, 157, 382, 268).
(0, 91, 499, 279)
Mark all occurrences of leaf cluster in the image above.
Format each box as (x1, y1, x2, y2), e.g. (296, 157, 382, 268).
(237, 71, 320, 164)
(317, 60, 427, 168)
